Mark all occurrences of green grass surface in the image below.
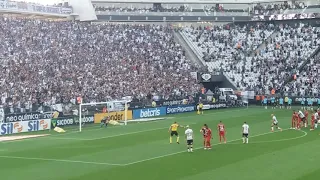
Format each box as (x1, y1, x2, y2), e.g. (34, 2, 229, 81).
(0, 107, 319, 180)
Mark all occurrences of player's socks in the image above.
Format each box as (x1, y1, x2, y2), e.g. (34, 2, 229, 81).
(242, 138, 245, 143)
(315, 124, 318, 129)
(190, 147, 193, 152)
(176, 136, 180, 144)
(170, 137, 172, 144)
(271, 127, 274, 132)
(187, 147, 190, 152)
(304, 123, 307, 128)
(246, 138, 249, 144)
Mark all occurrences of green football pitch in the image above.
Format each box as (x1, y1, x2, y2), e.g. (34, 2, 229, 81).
(0, 107, 320, 180)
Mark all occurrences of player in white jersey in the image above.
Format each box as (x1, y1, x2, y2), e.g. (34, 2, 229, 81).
(314, 110, 319, 129)
(298, 110, 307, 128)
(271, 114, 282, 132)
(242, 122, 249, 144)
(185, 125, 194, 152)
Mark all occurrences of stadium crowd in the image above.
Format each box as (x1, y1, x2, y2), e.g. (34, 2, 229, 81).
(95, 1, 307, 14)
(0, 17, 199, 112)
(181, 23, 320, 95)
(253, 1, 306, 15)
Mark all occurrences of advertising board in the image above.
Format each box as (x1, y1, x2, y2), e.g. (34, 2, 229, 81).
(132, 107, 166, 119)
(166, 105, 195, 114)
(0, 119, 51, 135)
(94, 110, 132, 123)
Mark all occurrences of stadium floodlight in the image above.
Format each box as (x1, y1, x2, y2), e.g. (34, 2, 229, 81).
(78, 100, 129, 132)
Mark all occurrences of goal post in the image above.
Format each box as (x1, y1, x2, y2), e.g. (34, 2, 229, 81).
(78, 100, 129, 132)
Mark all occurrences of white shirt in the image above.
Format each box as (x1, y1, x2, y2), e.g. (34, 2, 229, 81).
(314, 112, 319, 120)
(185, 128, 193, 140)
(272, 115, 278, 124)
(242, 124, 249, 134)
(298, 111, 305, 118)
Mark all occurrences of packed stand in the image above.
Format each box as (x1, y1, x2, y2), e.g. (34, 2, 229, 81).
(248, 23, 320, 95)
(284, 51, 320, 97)
(95, 4, 192, 13)
(253, 1, 306, 15)
(180, 23, 273, 74)
(0, 17, 200, 113)
(181, 23, 320, 95)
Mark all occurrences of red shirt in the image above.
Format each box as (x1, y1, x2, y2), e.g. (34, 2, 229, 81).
(217, 123, 225, 132)
(311, 114, 315, 121)
(206, 128, 212, 137)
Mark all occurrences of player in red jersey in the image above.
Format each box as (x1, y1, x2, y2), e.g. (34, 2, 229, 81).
(310, 113, 315, 131)
(204, 124, 212, 150)
(217, 121, 226, 143)
(291, 111, 297, 129)
(200, 124, 207, 148)
(304, 110, 309, 127)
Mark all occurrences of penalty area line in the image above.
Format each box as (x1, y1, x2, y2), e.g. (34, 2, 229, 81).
(0, 155, 124, 166)
(123, 128, 291, 166)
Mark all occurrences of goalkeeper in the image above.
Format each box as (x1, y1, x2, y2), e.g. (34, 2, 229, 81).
(100, 116, 110, 128)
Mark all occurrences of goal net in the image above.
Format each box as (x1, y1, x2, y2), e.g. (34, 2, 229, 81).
(79, 100, 129, 132)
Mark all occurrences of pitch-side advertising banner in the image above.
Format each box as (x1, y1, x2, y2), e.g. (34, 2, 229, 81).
(133, 107, 167, 119)
(0, 119, 51, 135)
(166, 105, 196, 114)
(94, 110, 132, 123)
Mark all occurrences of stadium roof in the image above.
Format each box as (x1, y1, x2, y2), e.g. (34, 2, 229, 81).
(91, 0, 296, 4)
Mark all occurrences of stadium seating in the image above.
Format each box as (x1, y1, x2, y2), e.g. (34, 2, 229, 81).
(181, 23, 320, 94)
(0, 17, 199, 112)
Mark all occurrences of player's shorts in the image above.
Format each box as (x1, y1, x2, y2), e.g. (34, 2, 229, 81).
(171, 131, 178, 136)
(273, 122, 278, 126)
(219, 131, 225, 136)
(205, 136, 211, 141)
(242, 133, 248, 138)
(187, 139, 193, 145)
(272, 102, 276, 106)
(301, 117, 306, 123)
(199, 107, 203, 111)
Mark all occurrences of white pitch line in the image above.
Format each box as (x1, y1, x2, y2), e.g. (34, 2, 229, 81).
(123, 128, 292, 166)
(0, 155, 124, 166)
(0, 128, 301, 166)
(1, 108, 247, 144)
(49, 108, 250, 141)
(227, 129, 308, 144)
(49, 123, 196, 141)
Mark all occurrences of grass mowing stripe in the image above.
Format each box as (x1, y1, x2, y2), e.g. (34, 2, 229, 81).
(1, 108, 248, 144)
(122, 128, 291, 166)
(47, 108, 260, 141)
(0, 128, 290, 167)
(0, 155, 124, 166)
(48, 122, 198, 141)
(227, 129, 308, 144)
